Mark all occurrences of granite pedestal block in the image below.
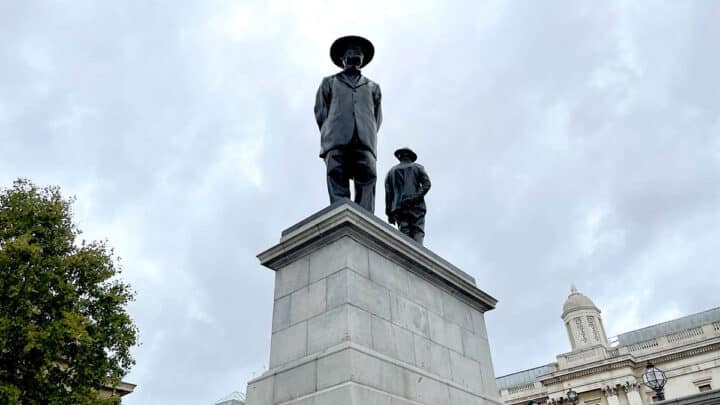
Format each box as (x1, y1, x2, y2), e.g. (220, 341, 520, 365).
(245, 202, 501, 405)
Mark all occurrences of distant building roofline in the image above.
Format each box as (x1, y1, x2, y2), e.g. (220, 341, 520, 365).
(496, 364, 554, 389)
(615, 306, 720, 346)
(214, 390, 246, 404)
(495, 364, 554, 380)
(99, 380, 136, 398)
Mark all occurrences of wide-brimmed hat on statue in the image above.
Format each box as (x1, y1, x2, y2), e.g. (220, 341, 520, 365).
(394, 147, 418, 162)
(330, 35, 375, 68)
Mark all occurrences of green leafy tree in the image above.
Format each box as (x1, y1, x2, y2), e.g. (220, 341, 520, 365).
(0, 179, 138, 404)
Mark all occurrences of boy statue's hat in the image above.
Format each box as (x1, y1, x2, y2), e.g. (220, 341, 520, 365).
(394, 147, 417, 162)
(330, 35, 375, 68)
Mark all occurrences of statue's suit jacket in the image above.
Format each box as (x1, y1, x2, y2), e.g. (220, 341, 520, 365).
(314, 72, 382, 158)
(385, 162, 431, 218)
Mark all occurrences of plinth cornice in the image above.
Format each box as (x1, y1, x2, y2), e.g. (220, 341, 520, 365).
(257, 201, 497, 312)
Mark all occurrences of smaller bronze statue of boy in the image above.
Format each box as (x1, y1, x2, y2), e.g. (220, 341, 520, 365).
(385, 147, 431, 244)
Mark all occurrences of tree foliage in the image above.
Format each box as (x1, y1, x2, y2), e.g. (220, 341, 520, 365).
(0, 179, 138, 404)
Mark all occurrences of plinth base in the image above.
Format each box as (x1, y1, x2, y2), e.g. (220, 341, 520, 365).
(245, 202, 500, 405)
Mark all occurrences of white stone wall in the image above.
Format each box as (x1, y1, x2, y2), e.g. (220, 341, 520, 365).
(247, 236, 499, 405)
(644, 350, 720, 403)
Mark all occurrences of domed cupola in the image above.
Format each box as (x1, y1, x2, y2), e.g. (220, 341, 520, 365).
(562, 286, 608, 350)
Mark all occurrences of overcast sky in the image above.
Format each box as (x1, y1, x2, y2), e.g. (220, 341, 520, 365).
(2, 1, 720, 404)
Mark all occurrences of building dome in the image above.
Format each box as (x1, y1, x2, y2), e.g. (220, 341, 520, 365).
(562, 285, 599, 318)
(561, 286, 608, 350)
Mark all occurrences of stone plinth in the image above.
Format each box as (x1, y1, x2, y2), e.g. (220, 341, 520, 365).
(245, 202, 500, 405)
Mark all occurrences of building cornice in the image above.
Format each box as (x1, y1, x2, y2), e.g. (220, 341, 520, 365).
(539, 339, 720, 386)
(541, 358, 635, 385)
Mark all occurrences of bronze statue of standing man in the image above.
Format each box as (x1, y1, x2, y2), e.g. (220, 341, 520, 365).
(385, 147, 431, 244)
(314, 36, 382, 213)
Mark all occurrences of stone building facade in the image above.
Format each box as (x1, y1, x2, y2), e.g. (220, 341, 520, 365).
(496, 288, 720, 405)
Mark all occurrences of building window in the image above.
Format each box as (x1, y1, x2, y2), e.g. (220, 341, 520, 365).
(575, 318, 587, 343)
(693, 378, 712, 392)
(587, 316, 600, 342)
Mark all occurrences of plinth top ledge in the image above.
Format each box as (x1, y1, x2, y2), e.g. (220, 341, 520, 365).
(258, 201, 497, 311)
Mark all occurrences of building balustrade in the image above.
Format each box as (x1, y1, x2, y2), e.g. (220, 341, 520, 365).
(666, 327, 704, 343)
(507, 382, 537, 395)
(628, 338, 660, 353)
(626, 322, 718, 354)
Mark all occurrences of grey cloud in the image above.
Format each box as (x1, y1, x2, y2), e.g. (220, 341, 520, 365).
(2, 1, 719, 403)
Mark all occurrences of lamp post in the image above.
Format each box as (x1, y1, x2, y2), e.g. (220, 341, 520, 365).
(642, 360, 667, 401)
(566, 389, 579, 405)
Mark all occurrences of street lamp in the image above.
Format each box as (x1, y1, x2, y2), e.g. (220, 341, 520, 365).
(566, 389, 579, 405)
(642, 360, 667, 401)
